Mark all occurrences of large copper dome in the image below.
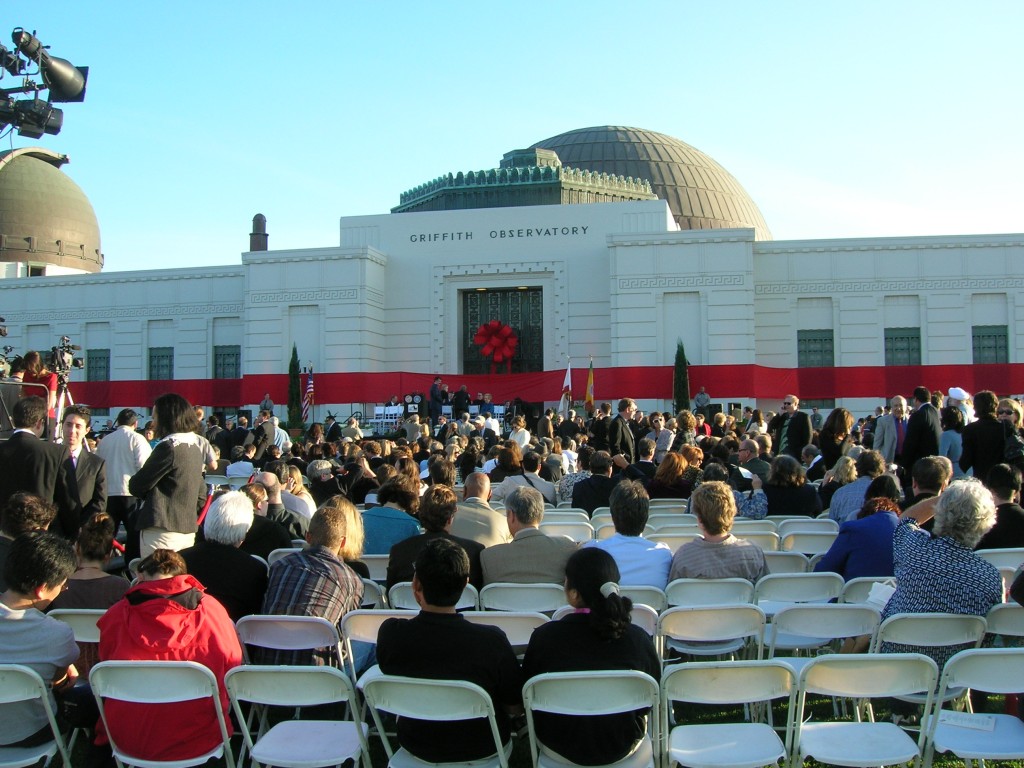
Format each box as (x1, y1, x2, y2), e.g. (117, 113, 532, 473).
(0, 147, 102, 272)
(531, 126, 771, 239)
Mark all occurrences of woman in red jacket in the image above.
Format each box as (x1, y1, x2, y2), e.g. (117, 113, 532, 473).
(96, 549, 242, 762)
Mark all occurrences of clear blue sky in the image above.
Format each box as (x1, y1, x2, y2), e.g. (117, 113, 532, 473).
(5, 1, 1022, 273)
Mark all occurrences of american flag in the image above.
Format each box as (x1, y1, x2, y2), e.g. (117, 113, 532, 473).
(302, 368, 314, 422)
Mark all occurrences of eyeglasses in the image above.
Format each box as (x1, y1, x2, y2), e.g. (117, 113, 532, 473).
(998, 410, 1016, 416)
(782, 401, 794, 406)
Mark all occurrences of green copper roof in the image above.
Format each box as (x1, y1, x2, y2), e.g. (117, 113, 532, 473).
(0, 147, 103, 272)
(531, 126, 771, 239)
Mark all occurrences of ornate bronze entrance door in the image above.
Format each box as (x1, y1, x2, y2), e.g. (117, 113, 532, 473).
(462, 288, 543, 374)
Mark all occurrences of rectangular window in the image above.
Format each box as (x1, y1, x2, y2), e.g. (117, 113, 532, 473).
(213, 345, 241, 379)
(972, 325, 1008, 364)
(148, 347, 174, 380)
(86, 349, 109, 382)
(797, 329, 834, 368)
(884, 327, 922, 366)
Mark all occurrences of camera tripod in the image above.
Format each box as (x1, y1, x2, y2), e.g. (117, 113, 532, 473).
(53, 373, 74, 442)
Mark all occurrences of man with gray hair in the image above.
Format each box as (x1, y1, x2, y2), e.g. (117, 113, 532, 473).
(180, 491, 268, 621)
(480, 486, 577, 585)
(584, 479, 671, 588)
(451, 472, 509, 547)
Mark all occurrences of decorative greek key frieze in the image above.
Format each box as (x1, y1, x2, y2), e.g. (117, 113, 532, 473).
(9, 303, 243, 322)
(619, 274, 746, 290)
(755, 278, 1024, 295)
(250, 289, 358, 304)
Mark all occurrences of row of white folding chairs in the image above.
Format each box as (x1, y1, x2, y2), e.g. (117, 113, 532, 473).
(12, 646, 1016, 768)
(657, 648, 1024, 768)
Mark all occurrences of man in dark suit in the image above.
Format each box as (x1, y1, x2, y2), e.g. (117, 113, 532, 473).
(468, 415, 498, 451)
(245, 409, 276, 466)
(588, 403, 612, 452)
(607, 398, 637, 464)
(0, 396, 75, 538)
(730, 438, 773, 491)
(901, 386, 942, 498)
(621, 437, 657, 485)
(386, 484, 484, 590)
(767, 394, 813, 460)
(571, 451, 620, 514)
(61, 405, 106, 528)
(231, 415, 251, 449)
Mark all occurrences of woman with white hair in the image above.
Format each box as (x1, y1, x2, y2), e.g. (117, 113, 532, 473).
(881, 478, 1003, 669)
(179, 491, 268, 621)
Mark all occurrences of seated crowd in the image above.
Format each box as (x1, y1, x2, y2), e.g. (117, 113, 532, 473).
(1, 385, 1023, 765)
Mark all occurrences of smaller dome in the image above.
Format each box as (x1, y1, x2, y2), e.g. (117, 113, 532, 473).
(0, 147, 103, 273)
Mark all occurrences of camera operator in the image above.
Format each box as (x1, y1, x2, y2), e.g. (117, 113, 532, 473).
(21, 351, 57, 418)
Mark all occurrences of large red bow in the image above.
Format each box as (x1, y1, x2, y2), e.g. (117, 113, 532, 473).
(473, 320, 519, 366)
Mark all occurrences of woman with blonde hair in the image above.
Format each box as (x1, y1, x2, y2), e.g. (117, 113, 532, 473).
(819, 454, 857, 510)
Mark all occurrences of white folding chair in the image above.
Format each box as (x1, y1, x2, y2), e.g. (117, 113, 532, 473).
(235, 615, 345, 667)
(48, 608, 104, 643)
(870, 613, 987, 706)
(523, 670, 659, 768)
(646, 513, 696, 530)
(591, 511, 612, 528)
(0, 664, 71, 768)
(48, 608, 105, 751)
(658, 604, 766, 661)
(362, 554, 390, 583)
(776, 518, 839, 537)
(628, 604, 659, 637)
(975, 547, 1024, 571)
(225, 665, 370, 768)
(339, 610, 412, 682)
(753, 572, 844, 618)
(779, 531, 838, 556)
(479, 582, 567, 613)
(647, 533, 696, 552)
(619, 585, 668, 612)
(665, 578, 754, 607)
(792, 654, 937, 768)
(461, 611, 549, 648)
(650, 524, 702, 537)
(985, 602, 1024, 638)
(924, 647, 1024, 768)
(388, 581, 478, 610)
(761, 552, 810, 574)
(549, 604, 659, 637)
(362, 675, 512, 768)
(840, 576, 897, 605)
(731, 519, 779, 534)
(596, 524, 617, 540)
(648, 499, 688, 511)
(267, 547, 302, 565)
(361, 578, 388, 608)
(737, 532, 780, 551)
(767, 604, 882, 675)
(661, 660, 794, 768)
(90, 660, 234, 768)
(538, 521, 594, 542)
(541, 510, 590, 524)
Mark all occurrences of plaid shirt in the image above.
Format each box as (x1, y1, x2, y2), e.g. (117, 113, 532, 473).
(259, 545, 363, 666)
